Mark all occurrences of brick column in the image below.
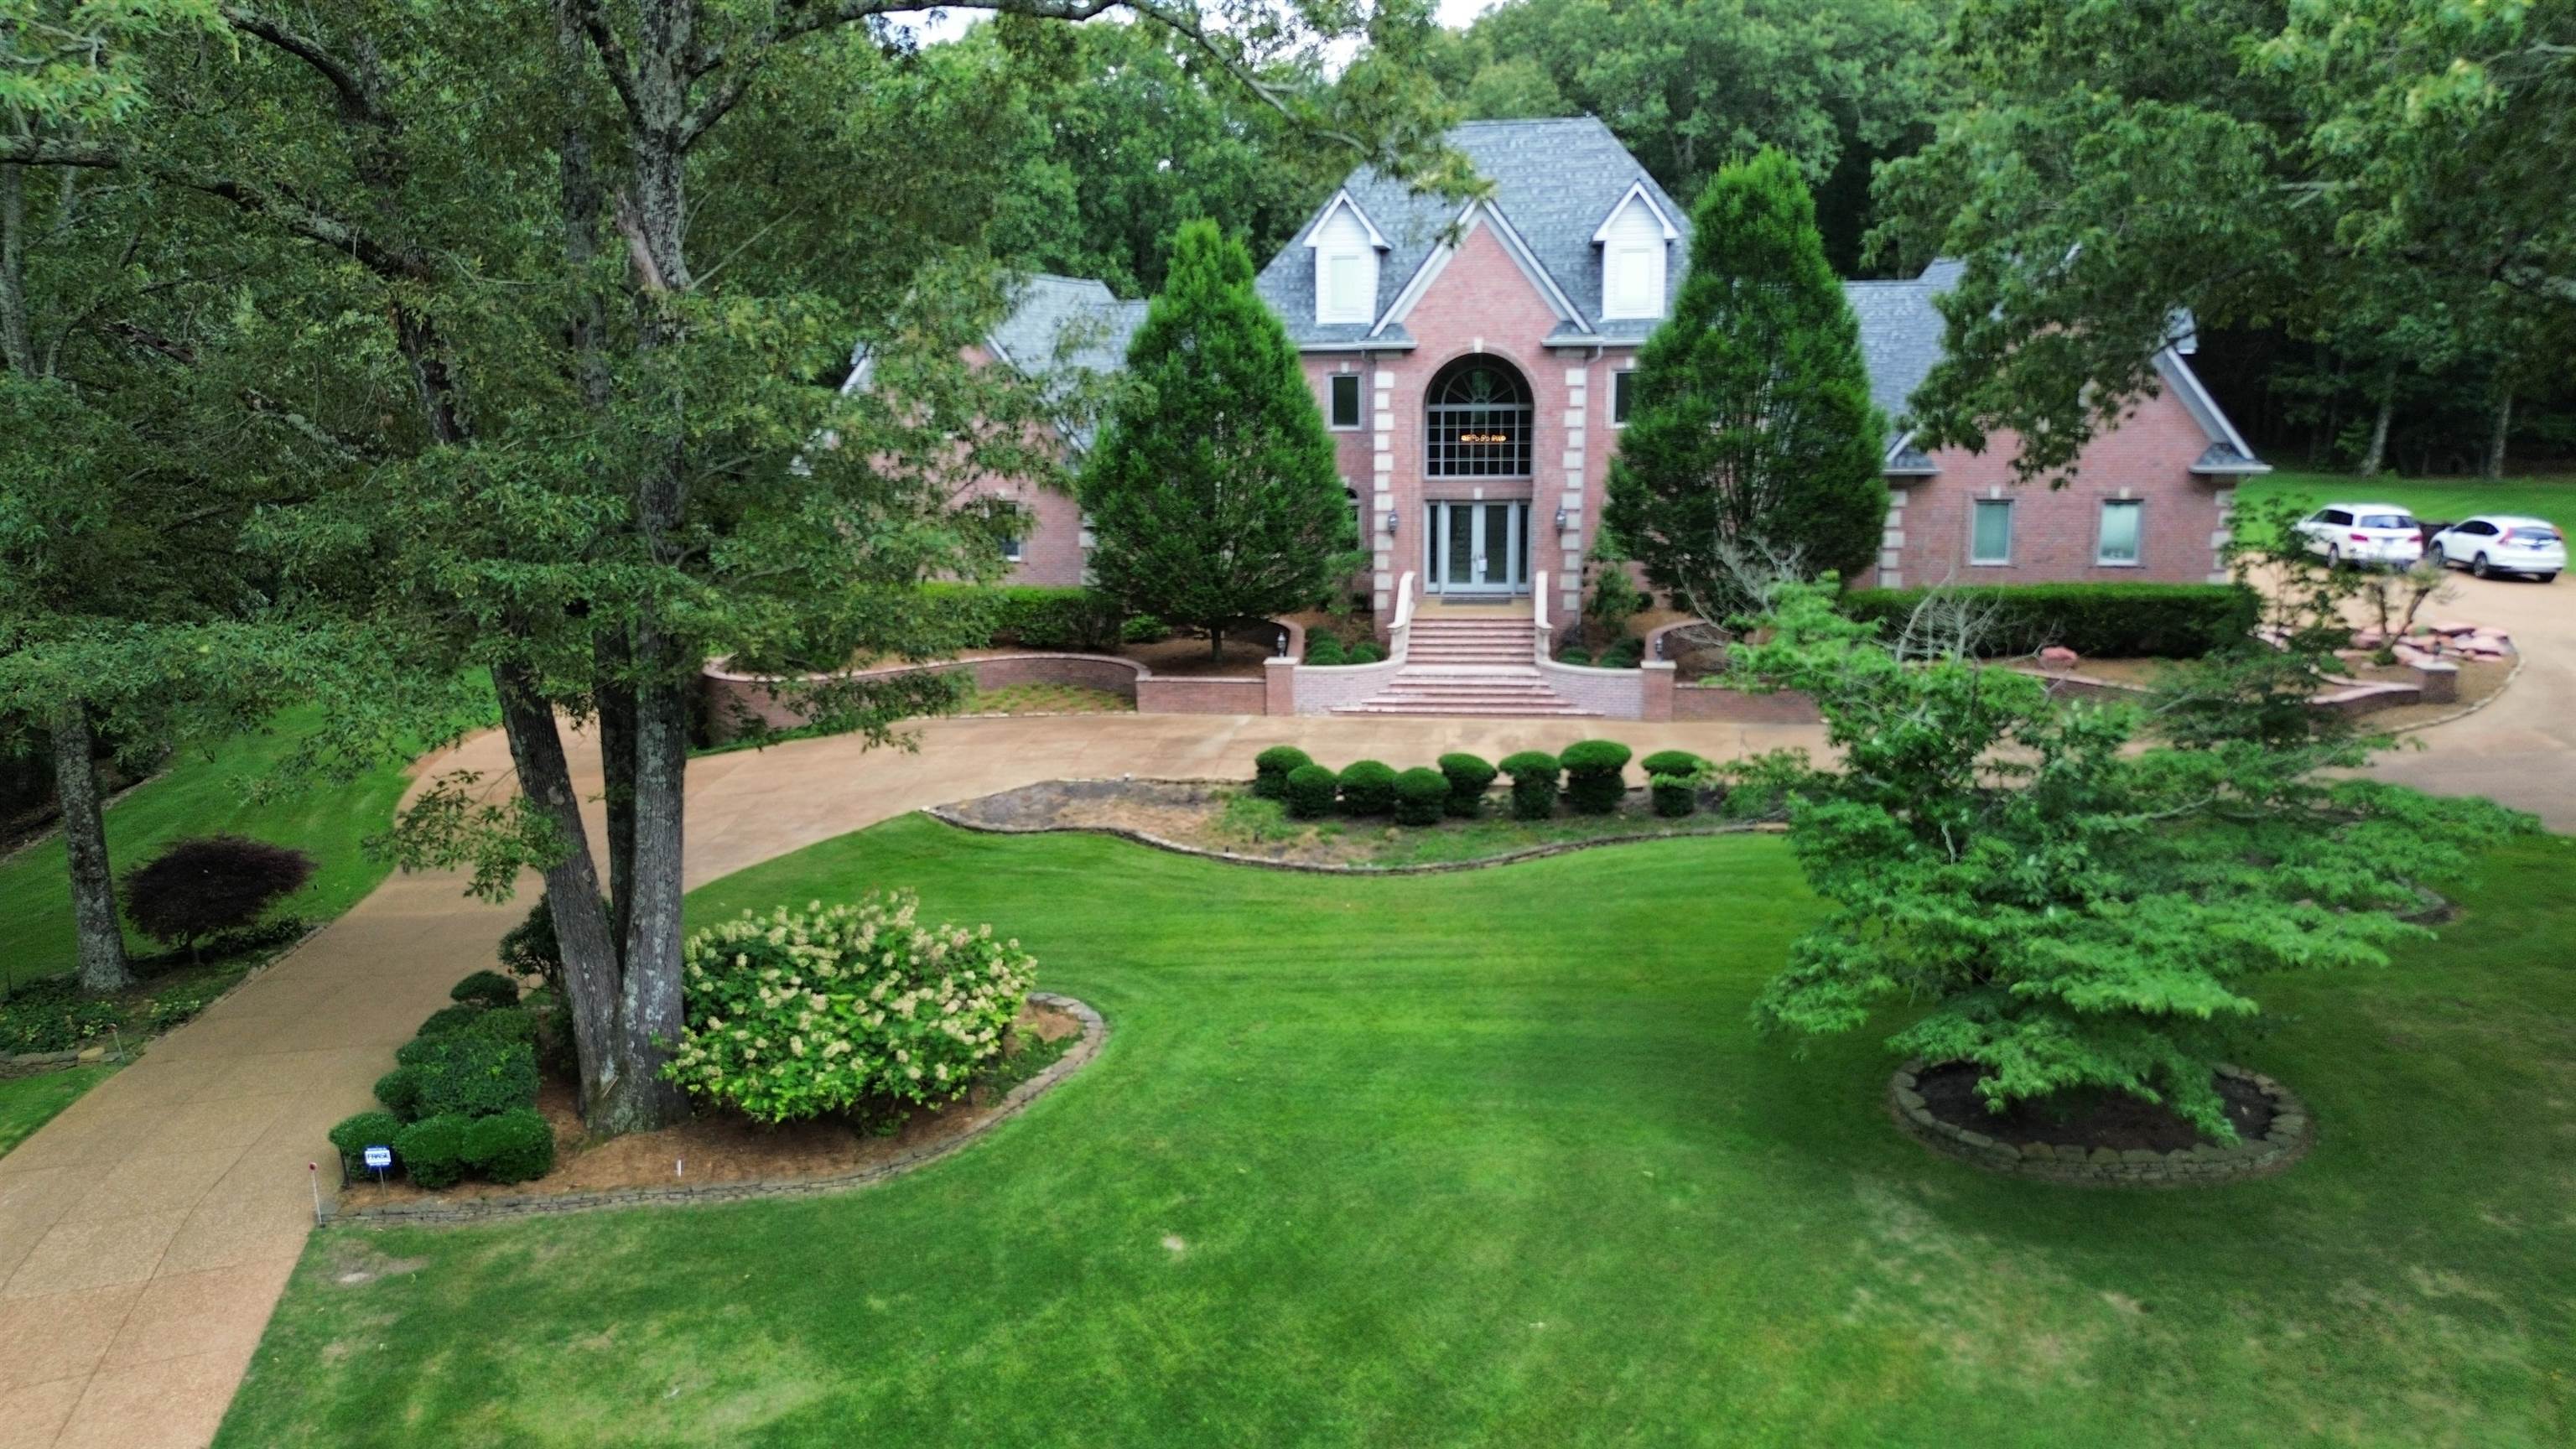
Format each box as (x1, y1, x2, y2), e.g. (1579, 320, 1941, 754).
(1372, 366, 1397, 615)
(1557, 362, 1587, 626)
(1265, 656, 1300, 716)
(1640, 661, 1676, 721)
(1879, 486, 1908, 589)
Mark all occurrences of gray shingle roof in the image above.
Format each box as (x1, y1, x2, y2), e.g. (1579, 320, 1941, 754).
(985, 274, 1149, 377)
(1254, 117, 1692, 347)
(1841, 274, 1955, 427)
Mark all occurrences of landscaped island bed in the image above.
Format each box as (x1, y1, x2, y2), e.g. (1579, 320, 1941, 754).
(219, 820, 2576, 1448)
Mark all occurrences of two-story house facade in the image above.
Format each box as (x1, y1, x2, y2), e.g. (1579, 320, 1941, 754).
(920, 117, 2267, 640)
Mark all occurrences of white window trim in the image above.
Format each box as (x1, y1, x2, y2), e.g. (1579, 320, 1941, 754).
(2096, 498, 2144, 567)
(1609, 369, 1637, 428)
(1327, 373, 1363, 431)
(1969, 498, 2015, 566)
(1001, 536, 1026, 564)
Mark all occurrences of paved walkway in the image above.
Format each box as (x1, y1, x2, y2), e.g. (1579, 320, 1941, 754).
(3, 571, 2568, 1447)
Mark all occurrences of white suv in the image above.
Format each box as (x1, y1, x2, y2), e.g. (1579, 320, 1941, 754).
(2426, 515, 2564, 583)
(2293, 502, 2423, 569)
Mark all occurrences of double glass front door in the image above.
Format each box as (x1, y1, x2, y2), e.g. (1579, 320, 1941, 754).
(1426, 501, 1530, 594)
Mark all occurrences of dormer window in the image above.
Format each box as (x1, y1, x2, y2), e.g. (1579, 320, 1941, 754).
(1592, 181, 1677, 321)
(1305, 190, 1387, 326)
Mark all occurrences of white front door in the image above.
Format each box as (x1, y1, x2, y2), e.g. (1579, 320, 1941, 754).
(1426, 501, 1528, 594)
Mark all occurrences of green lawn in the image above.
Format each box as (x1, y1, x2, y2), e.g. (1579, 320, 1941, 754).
(220, 818, 2576, 1447)
(2241, 470, 2576, 528)
(0, 1063, 117, 1156)
(0, 704, 424, 990)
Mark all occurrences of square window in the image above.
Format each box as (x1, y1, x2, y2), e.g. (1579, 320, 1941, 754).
(1328, 373, 1363, 429)
(1611, 370, 1636, 427)
(1971, 499, 2014, 565)
(1001, 536, 1025, 564)
(2097, 499, 2142, 565)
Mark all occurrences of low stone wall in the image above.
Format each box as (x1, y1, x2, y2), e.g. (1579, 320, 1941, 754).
(1534, 657, 1652, 718)
(1889, 1060, 2314, 1187)
(1672, 683, 1823, 724)
(1291, 657, 1405, 714)
(1135, 676, 1269, 715)
(324, 994, 1104, 1225)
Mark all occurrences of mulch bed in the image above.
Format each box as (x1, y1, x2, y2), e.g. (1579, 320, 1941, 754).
(333, 1000, 1082, 1210)
(1915, 1061, 2275, 1154)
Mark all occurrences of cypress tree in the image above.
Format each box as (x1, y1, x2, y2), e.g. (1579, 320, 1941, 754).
(1082, 220, 1359, 657)
(1606, 148, 1887, 619)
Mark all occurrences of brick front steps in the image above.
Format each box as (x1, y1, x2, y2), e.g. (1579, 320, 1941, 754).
(1332, 616, 1598, 718)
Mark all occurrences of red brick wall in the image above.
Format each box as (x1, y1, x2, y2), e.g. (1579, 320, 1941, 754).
(945, 343, 1088, 588)
(1868, 387, 2231, 589)
(1134, 677, 1269, 714)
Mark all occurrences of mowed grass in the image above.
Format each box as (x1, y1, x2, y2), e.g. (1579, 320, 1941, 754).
(0, 1064, 117, 1156)
(2241, 470, 2576, 530)
(220, 818, 2576, 1448)
(0, 704, 423, 988)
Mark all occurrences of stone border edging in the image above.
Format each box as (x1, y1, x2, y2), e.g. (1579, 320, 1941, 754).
(922, 777, 1782, 876)
(1889, 1059, 2313, 1187)
(321, 992, 1104, 1226)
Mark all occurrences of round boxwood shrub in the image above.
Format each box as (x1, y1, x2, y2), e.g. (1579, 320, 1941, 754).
(466, 1005, 538, 1046)
(463, 1107, 556, 1184)
(327, 1110, 405, 1174)
(1284, 764, 1338, 819)
(1393, 767, 1450, 827)
(1252, 745, 1313, 800)
(1498, 750, 1561, 821)
(372, 1065, 425, 1119)
(1558, 740, 1633, 814)
(1639, 750, 1707, 781)
(1306, 635, 1348, 666)
(449, 969, 521, 1008)
(394, 1113, 473, 1189)
(415, 1003, 487, 1040)
(409, 1035, 541, 1119)
(1337, 760, 1398, 816)
(1436, 752, 1498, 818)
(664, 892, 1036, 1123)
(1347, 641, 1384, 664)
(1649, 774, 1698, 818)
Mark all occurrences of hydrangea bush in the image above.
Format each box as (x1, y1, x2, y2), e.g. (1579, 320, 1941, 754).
(662, 892, 1037, 1124)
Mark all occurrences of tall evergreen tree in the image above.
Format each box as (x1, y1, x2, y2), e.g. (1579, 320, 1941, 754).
(1082, 220, 1358, 657)
(1606, 149, 1887, 620)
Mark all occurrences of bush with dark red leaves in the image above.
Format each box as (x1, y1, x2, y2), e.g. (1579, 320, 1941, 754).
(122, 835, 316, 959)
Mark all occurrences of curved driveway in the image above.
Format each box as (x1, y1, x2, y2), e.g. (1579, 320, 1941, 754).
(0, 575, 2563, 1447)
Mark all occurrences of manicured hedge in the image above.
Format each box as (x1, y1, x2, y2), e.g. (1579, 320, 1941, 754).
(1639, 750, 1707, 780)
(463, 1108, 556, 1184)
(1436, 753, 1498, 818)
(449, 970, 521, 1008)
(1498, 751, 1561, 821)
(922, 584, 1124, 652)
(1649, 775, 1698, 818)
(408, 1035, 541, 1119)
(1837, 583, 2258, 660)
(1338, 760, 1399, 816)
(328, 1110, 406, 1175)
(1393, 768, 1450, 827)
(1558, 740, 1633, 815)
(393, 1114, 473, 1189)
(1252, 746, 1312, 800)
(1284, 764, 1338, 820)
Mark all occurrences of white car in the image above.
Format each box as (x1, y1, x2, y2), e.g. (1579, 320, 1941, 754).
(2293, 502, 2423, 569)
(2427, 514, 2565, 583)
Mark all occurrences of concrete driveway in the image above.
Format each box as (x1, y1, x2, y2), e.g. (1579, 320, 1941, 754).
(2366, 570, 2576, 830)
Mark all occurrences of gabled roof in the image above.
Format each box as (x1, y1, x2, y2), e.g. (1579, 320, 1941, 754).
(839, 273, 1146, 450)
(1592, 180, 1679, 242)
(1255, 117, 1693, 347)
(1302, 190, 1389, 251)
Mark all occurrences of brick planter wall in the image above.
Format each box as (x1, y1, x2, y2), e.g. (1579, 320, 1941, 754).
(1889, 1060, 2314, 1187)
(1135, 677, 1270, 714)
(1671, 684, 1823, 724)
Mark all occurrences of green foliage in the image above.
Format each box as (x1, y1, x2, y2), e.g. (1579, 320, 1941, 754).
(1640, 750, 1709, 780)
(1252, 746, 1313, 800)
(1346, 641, 1384, 665)
(372, 1067, 425, 1121)
(393, 1114, 472, 1190)
(407, 1036, 541, 1120)
(1597, 637, 1644, 669)
(1436, 753, 1498, 818)
(1393, 767, 1450, 827)
(449, 970, 520, 1009)
(1838, 583, 2261, 660)
(923, 585, 1127, 654)
(1080, 221, 1358, 655)
(1498, 751, 1561, 821)
(1557, 740, 1633, 814)
(1119, 614, 1171, 646)
(1727, 579, 2532, 1135)
(415, 1005, 487, 1040)
(0, 979, 119, 1053)
(1337, 761, 1399, 817)
(465, 1006, 537, 1047)
(1607, 149, 1887, 619)
(121, 835, 317, 955)
(1558, 647, 1593, 666)
(1649, 776, 1699, 818)
(1283, 764, 1338, 820)
(1305, 635, 1348, 666)
(496, 896, 566, 992)
(664, 894, 1036, 1123)
(461, 1108, 556, 1184)
(328, 1110, 406, 1174)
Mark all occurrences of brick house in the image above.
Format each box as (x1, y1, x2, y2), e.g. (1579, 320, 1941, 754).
(895, 117, 2267, 636)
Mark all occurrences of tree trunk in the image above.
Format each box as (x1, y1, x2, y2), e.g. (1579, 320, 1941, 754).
(2357, 366, 2395, 476)
(491, 664, 625, 1116)
(596, 654, 691, 1133)
(0, 160, 32, 375)
(53, 705, 132, 993)
(595, 627, 638, 952)
(2484, 390, 2512, 480)
(1209, 624, 1225, 661)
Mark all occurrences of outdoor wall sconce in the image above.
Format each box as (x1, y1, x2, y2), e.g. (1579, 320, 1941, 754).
(1555, 507, 1570, 532)
(1384, 510, 1400, 537)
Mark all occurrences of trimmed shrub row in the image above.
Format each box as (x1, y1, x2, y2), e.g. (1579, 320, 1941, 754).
(335, 969, 554, 1190)
(1305, 635, 1385, 666)
(1259, 743, 1714, 824)
(1837, 583, 2259, 660)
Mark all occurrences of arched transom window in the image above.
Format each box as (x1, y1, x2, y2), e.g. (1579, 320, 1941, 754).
(1425, 355, 1533, 478)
